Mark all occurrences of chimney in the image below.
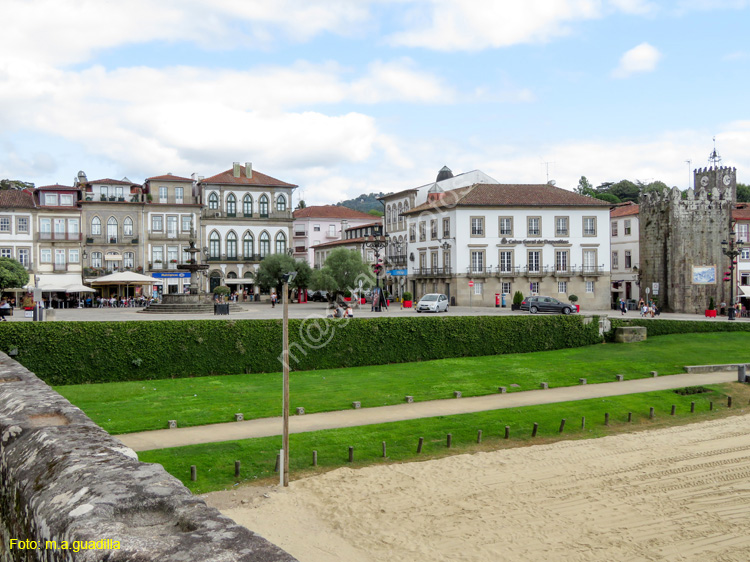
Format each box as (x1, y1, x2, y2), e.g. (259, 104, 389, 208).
(245, 162, 253, 178)
(341, 219, 348, 238)
(233, 162, 241, 177)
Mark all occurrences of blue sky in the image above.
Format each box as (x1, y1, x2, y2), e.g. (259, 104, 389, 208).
(2, 0, 749, 204)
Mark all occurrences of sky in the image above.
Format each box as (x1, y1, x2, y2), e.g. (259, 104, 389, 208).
(2, 0, 749, 205)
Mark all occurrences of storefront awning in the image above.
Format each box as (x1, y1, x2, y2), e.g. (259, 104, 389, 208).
(738, 285, 750, 297)
(23, 274, 86, 292)
(224, 279, 252, 284)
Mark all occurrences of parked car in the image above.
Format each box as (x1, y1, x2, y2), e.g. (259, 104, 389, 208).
(416, 293, 449, 313)
(310, 290, 329, 302)
(520, 296, 577, 315)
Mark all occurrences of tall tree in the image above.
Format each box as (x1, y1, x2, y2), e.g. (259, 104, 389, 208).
(311, 248, 371, 300)
(0, 258, 29, 292)
(575, 176, 595, 197)
(256, 254, 297, 293)
(737, 183, 750, 203)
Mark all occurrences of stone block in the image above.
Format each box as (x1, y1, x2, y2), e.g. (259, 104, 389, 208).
(651, 371, 658, 377)
(613, 326, 647, 343)
(405, 395, 414, 403)
(498, 386, 507, 393)
(296, 407, 305, 415)
(168, 419, 177, 429)
(453, 391, 462, 398)
(540, 382, 548, 390)
(352, 401, 361, 409)
(234, 413, 244, 422)
(616, 374, 624, 382)
(579, 378, 587, 385)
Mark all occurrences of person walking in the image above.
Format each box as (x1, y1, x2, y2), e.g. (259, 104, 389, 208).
(0, 299, 11, 321)
(271, 292, 277, 308)
(620, 298, 627, 315)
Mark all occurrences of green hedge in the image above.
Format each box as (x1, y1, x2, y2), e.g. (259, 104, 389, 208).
(0, 316, 602, 385)
(607, 318, 750, 340)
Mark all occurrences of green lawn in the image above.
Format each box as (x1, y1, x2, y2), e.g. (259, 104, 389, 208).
(56, 333, 750, 435)
(140, 383, 741, 494)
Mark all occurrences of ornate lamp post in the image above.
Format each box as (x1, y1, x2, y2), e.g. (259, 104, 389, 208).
(280, 270, 296, 487)
(364, 225, 389, 312)
(721, 232, 744, 321)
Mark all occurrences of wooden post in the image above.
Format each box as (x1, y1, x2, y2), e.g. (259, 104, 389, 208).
(627, 412, 632, 422)
(190, 465, 197, 482)
(728, 396, 733, 408)
(417, 437, 424, 453)
(649, 407, 655, 419)
(348, 446, 354, 463)
(604, 413, 609, 426)
(382, 441, 387, 458)
(671, 405, 676, 416)
(234, 460, 240, 478)
(477, 430, 482, 444)
(559, 419, 566, 433)
(710, 401, 714, 411)
(447, 434, 452, 448)
(532, 423, 538, 437)
(581, 416, 586, 429)
(691, 401, 695, 413)
(313, 450, 318, 466)
(504, 426, 510, 439)
(275, 453, 280, 472)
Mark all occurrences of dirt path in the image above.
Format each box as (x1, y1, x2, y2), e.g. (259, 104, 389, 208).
(117, 371, 736, 451)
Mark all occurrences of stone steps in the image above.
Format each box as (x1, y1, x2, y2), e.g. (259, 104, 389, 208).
(139, 303, 244, 314)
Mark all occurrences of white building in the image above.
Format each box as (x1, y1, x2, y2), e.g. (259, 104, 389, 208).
(403, 182, 612, 308)
(0, 189, 36, 273)
(293, 205, 375, 266)
(311, 221, 383, 268)
(610, 201, 640, 308)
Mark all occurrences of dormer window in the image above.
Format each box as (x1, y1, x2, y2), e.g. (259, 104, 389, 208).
(44, 193, 57, 206)
(60, 194, 74, 206)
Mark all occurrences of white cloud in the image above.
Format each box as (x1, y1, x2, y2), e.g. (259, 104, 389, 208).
(350, 59, 455, 104)
(611, 42, 662, 78)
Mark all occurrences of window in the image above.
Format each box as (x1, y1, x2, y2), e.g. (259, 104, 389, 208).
(530, 281, 539, 294)
(471, 217, 484, 236)
(528, 217, 540, 236)
(243, 195, 253, 217)
(442, 218, 450, 238)
(91, 251, 102, 268)
(181, 215, 192, 233)
(583, 217, 596, 236)
(313, 224, 320, 232)
(227, 194, 237, 217)
(386, 206, 391, 225)
(276, 195, 286, 212)
(555, 250, 568, 272)
(152, 215, 163, 231)
(419, 252, 426, 269)
(502, 281, 511, 295)
(115, 186, 123, 200)
(528, 250, 541, 272)
(0, 248, 11, 258)
(611, 221, 618, 237)
(555, 216, 569, 237)
(275, 232, 287, 254)
(55, 249, 66, 268)
(40, 218, 51, 235)
(0, 217, 10, 232)
(409, 224, 416, 243)
(152, 246, 164, 265)
(430, 220, 437, 240)
(558, 281, 567, 294)
(54, 219, 65, 238)
(499, 217, 513, 236)
(167, 216, 178, 238)
(243, 232, 254, 258)
(104, 252, 119, 272)
(398, 203, 404, 227)
(474, 282, 483, 295)
(624, 220, 632, 236)
(227, 232, 237, 259)
(69, 249, 80, 263)
(583, 249, 597, 273)
(17, 217, 28, 233)
(586, 281, 595, 294)
(123, 252, 134, 268)
(419, 221, 426, 242)
(738, 223, 750, 242)
(209, 232, 220, 259)
(625, 250, 632, 269)
(91, 217, 101, 235)
(124, 217, 133, 237)
(43, 193, 58, 206)
(68, 219, 79, 237)
(499, 251, 513, 273)
(742, 248, 750, 260)
(470, 250, 484, 273)
(107, 217, 118, 243)
(41, 248, 51, 263)
(443, 250, 451, 270)
(208, 192, 219, 210)
(175, 187, 184, 204)
(159, 186, 168, 204)
(431, 252, 438, 269)
(612, 251, 619, 269)
(60, 194, 73, 206)
(328, 224, 336, 237)
(259, 232, 270, 257)
(99, 186, 109, 200)
(259, 195, 269, 217)
(18, 249, 29, 266)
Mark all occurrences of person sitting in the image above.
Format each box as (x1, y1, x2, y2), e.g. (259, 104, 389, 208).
(0, 299, 10, 321)
(346, 305, 353, 318)
(334, 304, 345, 318)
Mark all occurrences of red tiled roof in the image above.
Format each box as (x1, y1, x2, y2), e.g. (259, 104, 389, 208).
(610, 202, 640, 218)
(37, 184, 79, 191)
(0, 190, 36, 209)
(312, 237, 368, 249)
(89, 178, 141, 186)
(145, 174, 193, 182)
(404, 183, 611, 215)
(345, 221, 382, 231)
(293, 205, 375, 220)
(200, 166, 296, 188)
(733, 206, 750, 221)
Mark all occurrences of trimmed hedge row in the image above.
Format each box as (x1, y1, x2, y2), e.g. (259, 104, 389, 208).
(608, 318, 750, 340)
(0, 315, 602, 386)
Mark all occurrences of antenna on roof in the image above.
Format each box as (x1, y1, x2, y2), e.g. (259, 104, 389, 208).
(540, 159, 555, 183)
(708, 136, 722, 167)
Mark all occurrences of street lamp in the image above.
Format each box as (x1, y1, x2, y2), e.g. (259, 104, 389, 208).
(280, 270, 297, 487)
(364, 226, 389, 311)
(722, 233, 744, 320)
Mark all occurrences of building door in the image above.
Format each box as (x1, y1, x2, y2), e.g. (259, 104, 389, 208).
(625, 281, 632, 300)
(209, 272, 221, 293)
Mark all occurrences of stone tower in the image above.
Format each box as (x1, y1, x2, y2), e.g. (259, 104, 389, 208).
(639, 182, 734, 313)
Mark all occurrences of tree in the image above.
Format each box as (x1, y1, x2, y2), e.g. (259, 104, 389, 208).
(311, 248, 371, 300)
(607, 180, 640, 203)
(594, 192, 621, 204)
(0, 258, 29, 293)
(292, 260, 313, 291)
(737, 183, 750, 203)
(295, 200, 307, 210)
(0, 179, 34, 190)
(575, 176, 595, 197)
(256, 254, 297, 293)
(367, 209, 383, 217)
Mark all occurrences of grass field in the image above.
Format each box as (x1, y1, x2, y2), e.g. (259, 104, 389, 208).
(57, 332, 750, 434)
(139, 382, 748, 494)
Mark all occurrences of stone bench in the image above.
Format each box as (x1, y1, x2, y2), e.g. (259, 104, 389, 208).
(613, 326, 647, 343)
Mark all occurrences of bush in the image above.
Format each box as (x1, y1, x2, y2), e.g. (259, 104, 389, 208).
(402, 291, 413, 301)
(568, 294, 578, 303)
(607, 318, 750, 340)
(213, 285, 230, 296)
(0, 316, 602, 385)
(513, 291, 524, 305)
(708, 297, 715, 311)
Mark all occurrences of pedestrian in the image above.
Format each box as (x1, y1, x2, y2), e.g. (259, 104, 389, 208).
(619, 298, 627, 315)
(0, 299, 11, 321)
(271, 292, 277, 308)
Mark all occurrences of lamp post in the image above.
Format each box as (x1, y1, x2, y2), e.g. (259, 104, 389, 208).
(721, 232, 744, 321)
(364, 226, 389, 312)
(280, 270, 297, 487)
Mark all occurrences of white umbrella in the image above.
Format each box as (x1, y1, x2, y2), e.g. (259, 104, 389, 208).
(64, 283, 96, 293)
(90, 271, 162, 299)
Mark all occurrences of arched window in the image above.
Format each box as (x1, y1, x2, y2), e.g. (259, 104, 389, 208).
(227, 194, 237, 217)
(243, 195, 253, 216)
(91, 216, 101, 236)
(105, 251, 120, 272)
(226, 231, 237, 259)
(227, 271, 237, 279)
(209, 231, 220, 259)
(398, 203, 403, 226)
(208, 192, 219, 210)
(386, 205, 391, 225)
(259, 231, 270, 258)
(259, 195, 269, 217)
(276, 194, 286, 212)
(107, 217, 118, 243)
(243, 232, 254, 259)
(123, 216, 133, 237)
(275, 231, 287, 254)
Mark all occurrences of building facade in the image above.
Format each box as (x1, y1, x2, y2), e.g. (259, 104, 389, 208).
(609, 202, 640, 307)
(293, 205, 375, 266)
(311, 221, 383, 268)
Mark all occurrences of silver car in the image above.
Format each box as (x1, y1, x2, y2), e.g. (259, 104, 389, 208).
(416, 293, 449, 313)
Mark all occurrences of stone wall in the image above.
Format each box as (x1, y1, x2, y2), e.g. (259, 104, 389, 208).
(0, 353, 297, 562)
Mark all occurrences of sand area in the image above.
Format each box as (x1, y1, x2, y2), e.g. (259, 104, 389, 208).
(204, 414, 750, 562)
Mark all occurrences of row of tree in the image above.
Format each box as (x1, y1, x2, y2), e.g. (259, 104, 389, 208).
(575, 176, 750, 203)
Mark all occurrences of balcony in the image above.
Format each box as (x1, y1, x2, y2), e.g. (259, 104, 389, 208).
(207, 254, 265, 263)
(148, 231, 190, 241)
(202, 209, 292, 221)
(108, 237, 118, 244)
(38, 232, 83, 242)
(388, 254, 407, 266)
(294, 229, 307, 237)
(523, 266, 548, 277)
(413, 267, 452, 277)
(465, 267, 493, 277)
(495, 266, 521, 277)
(553, 267, 575, 277)
(294, 246, 307, 253)
(53, 262, 68, 272)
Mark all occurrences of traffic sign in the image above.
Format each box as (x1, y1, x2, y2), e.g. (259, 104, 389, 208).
(468, 280, 474, 287)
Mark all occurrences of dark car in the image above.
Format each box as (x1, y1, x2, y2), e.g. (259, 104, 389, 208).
(520, 296, 577, 315)
(310, 290, 329, 302)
